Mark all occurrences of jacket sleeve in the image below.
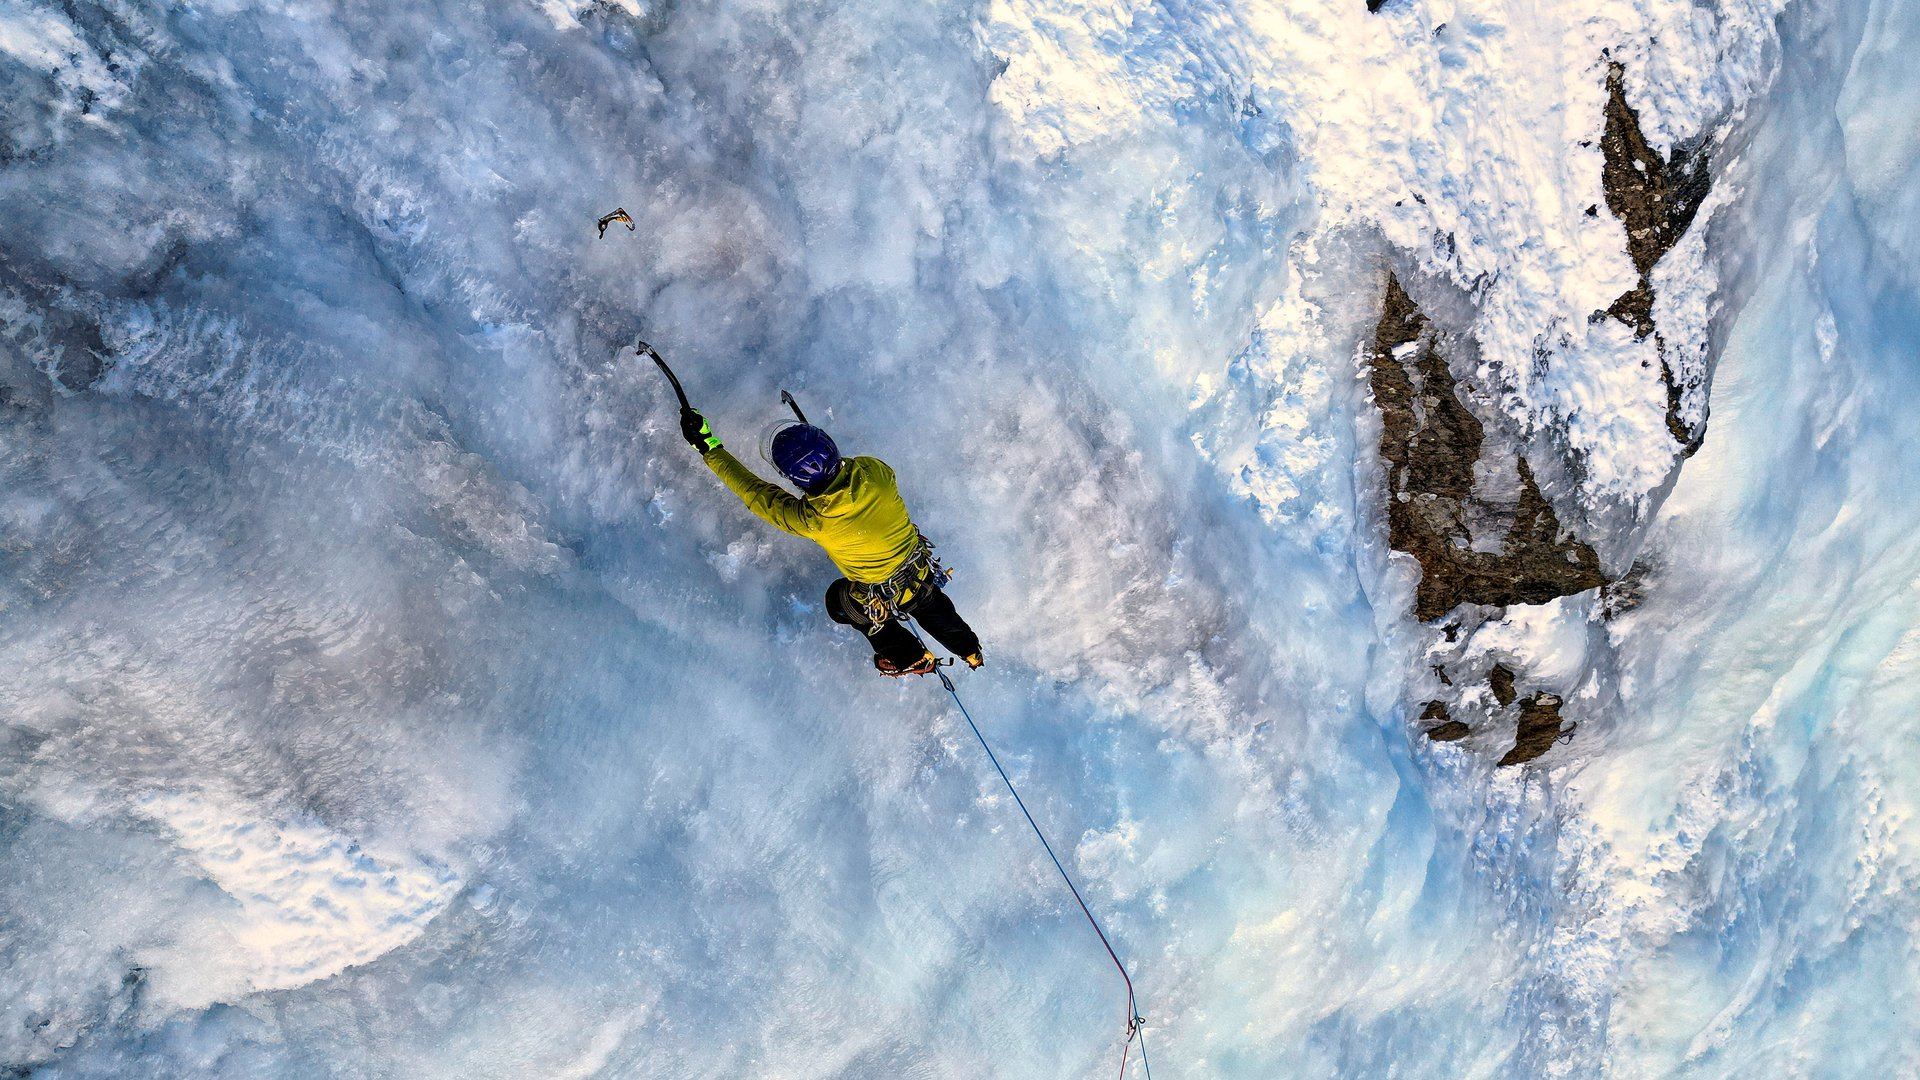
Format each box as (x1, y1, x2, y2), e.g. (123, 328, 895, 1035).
(703, 448, 819, 537)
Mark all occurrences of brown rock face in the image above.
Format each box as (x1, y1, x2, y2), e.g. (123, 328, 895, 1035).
(1600, 61, 1712, 452)
(1420, 700, 1469, 741)
(1498, 693, 1569, 766)
(1386, 62, 1720, 766)
(1488, 665, 1516, 707)
(1370, 275, 1608, 622)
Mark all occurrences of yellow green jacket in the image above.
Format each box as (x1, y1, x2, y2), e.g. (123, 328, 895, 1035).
(703, 449, 919, 583)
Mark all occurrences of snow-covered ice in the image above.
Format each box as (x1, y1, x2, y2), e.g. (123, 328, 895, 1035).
(1, 0, 1916, 1076)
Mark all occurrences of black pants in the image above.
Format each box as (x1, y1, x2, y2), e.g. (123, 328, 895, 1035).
(826, 578, 982, 669)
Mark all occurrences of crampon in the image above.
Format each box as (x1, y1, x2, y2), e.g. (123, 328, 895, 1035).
(875, 652, 940, 677)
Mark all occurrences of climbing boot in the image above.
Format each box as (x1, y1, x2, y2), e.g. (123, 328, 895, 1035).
(875, 651, 938, 677)
(961, 652, 985, 670)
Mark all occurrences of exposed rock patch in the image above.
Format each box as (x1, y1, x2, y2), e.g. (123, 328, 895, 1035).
(1373, 276, 1602, 763)
(1488, 664, 1516, 707)
(1381, 62, 1722, 767)
(1422, 698, 1470, 742)
(1498, 692, 1569, 766)
(1416, 675, 1569, 763)
(1369, 274, 1607, 622)
(1598, 559, 1651, 619)
(1600, 61, 1712, 453)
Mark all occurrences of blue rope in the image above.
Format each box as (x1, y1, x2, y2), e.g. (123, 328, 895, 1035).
(931, 664, 1151, 1079)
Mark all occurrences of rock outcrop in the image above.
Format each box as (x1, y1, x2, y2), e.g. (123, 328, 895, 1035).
(1369, 274, 1607, 624)
(1417, 667, 1571, 763)
(1499, 692, 1570, 766)
(1600, 60, 1713, 454)
(1421, 700, 1469, 741)
(1392, 61, 1717, 766)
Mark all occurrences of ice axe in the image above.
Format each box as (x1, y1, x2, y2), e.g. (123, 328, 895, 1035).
(642, 338, 811, 426)
(597, 207, 635, 239)
(638, 339, 690, 411)
(780, 389, 809, 424)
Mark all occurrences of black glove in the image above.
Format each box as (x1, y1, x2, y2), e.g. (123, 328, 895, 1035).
(680, 408, 722, 455)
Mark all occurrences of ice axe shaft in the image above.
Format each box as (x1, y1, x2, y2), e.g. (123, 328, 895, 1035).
(643, 339, 808, 426)
(639, 340, 691, 411)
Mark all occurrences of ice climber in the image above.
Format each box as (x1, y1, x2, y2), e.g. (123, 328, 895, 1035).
(679, 405, 984, 677)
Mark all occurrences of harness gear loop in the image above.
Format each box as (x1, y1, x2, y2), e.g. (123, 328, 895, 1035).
(849, 530, 950, 633)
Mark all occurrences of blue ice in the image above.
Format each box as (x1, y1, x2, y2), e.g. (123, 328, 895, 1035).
(1, 0, 1916, 1076)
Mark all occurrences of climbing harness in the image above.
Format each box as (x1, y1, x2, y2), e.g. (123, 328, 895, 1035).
(848, 532, 951, 631)
(596, 207, 635, 239)
(908, 618, 1153, 1079)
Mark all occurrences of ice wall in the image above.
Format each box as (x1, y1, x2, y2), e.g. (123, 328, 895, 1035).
(1557, 0, 1920, 1070)
(0, 0, 1915, 1077)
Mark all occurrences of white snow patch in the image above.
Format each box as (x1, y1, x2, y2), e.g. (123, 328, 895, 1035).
(135, 791, 460, 1009)
(988, 0, 1789, 509)
(1466, 595, 1595, 688)
(532, 0, 649, 31)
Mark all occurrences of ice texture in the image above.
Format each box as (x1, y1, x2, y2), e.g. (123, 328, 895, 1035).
(1, 0, 1916, 1077)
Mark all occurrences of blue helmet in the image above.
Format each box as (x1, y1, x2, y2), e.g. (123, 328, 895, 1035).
(766, 422, 842, 493)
